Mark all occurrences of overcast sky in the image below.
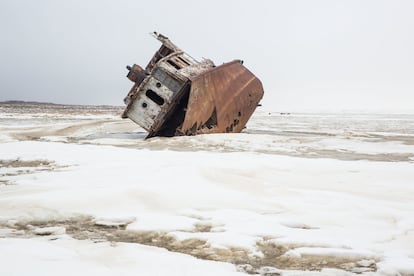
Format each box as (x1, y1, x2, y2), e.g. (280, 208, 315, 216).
(1, 0, 413, 112)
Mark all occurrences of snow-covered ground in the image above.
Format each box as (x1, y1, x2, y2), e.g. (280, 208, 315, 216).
(1, 103, 414, 275)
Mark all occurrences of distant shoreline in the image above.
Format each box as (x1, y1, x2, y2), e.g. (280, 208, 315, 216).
(0, 100, 122, 108)
(1, 100, 63, 105)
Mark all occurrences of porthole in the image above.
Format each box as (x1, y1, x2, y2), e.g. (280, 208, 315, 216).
(146, 89, 165, 106)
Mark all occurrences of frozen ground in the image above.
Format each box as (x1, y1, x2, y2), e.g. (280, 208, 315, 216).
(1, 102, 414, 275)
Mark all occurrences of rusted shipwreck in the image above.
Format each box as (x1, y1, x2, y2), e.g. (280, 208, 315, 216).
(122, 32, 264, 138)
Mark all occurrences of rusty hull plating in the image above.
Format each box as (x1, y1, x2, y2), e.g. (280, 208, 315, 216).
(122, 32, 264, 138)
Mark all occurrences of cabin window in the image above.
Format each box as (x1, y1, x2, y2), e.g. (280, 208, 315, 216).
(178, 57, 190, 66)
(167, 60, 181, 70)
(142, 102, 147, 108)
(146, 89, 165, 106)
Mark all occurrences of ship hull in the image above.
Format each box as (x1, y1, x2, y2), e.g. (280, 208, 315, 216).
(122, 33, 264, 138)
(177, 60, 263, 136)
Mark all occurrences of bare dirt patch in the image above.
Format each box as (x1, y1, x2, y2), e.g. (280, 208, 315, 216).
(0, 180, 13, 185)
(0, 159, 53, 168)
(1, 217, 378, 274)
(0, 159, 66, 186)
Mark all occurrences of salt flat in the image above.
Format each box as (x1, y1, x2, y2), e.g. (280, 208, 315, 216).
(1, 103, 414, 275)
